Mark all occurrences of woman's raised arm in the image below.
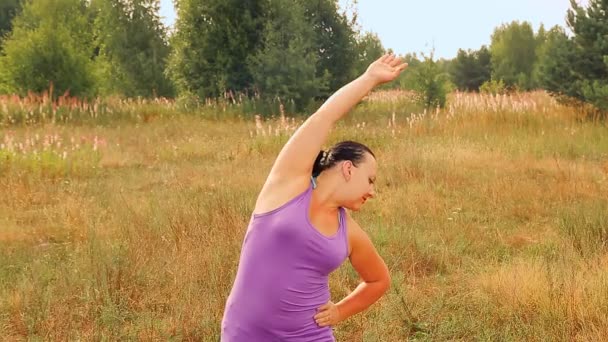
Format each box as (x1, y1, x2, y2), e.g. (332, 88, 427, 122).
(265, 54, 408, 187)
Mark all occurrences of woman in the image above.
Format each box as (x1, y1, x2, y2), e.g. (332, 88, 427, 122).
(221, 53, 408, 341)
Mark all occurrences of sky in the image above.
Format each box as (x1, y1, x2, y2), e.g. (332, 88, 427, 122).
(158, 0, 589, 60)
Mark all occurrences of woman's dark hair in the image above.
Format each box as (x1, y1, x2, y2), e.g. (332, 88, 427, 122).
(312, 140, 375, 177)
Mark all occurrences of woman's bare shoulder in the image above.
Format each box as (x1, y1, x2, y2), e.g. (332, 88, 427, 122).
(252, 175, 311, 216)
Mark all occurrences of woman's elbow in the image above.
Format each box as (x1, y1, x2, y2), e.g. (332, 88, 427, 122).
(379, 273, 391, 295)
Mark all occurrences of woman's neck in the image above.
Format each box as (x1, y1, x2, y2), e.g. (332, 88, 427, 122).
(312, 173, 342, 213)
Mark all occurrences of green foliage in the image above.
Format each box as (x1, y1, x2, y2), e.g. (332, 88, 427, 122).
(536, 0, 608, 115)
(531, 24, 547, 86)
(247, 0, 328, 112)
(479, 79, 507, 95)
(411, 52, 451, 108)
(0, 0, 95, 97)
(536, 26, 580, 99)
(167, 0, 373, 110)
(299, 0, 358, 97)
(0, 0, 21, 45)
(490, 21, 538, 90)
(450, 46, 492, 91)
(397, 53, 423, 90)
(353, 32, 385, 77)
(0, 0, 389, 109)
(1, 0, 606, 120)
(91, 0, 174, 98)
(167, 0, 267, 99)
(581, 79, 608, 113)
(565, 0, 608, 113)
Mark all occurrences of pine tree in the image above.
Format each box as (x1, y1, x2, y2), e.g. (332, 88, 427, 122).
(566, 0, 608, 112)
(247, 0, 328, 111)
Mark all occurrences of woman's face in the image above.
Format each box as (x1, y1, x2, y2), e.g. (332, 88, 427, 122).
(338, 153, 377, 211)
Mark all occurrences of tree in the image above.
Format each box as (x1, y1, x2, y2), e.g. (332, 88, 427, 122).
(353, 31, 385, 77)
(167, 0, 267, 99)
(0, 0, 21, 46)
(565, 0, 608, 112)
(247, 0, 328, 111)
(490, 21, 538, 90)
(92, 0, 174, 98)
(450, 46, 492, 91)
(0, 0, 96, 97)
(532, 23, 548, 87)
(411, 51, 450, 108)
(299, 0, 358, 97)
(397, 53, 422, 90)
(536, 26, 580, 99)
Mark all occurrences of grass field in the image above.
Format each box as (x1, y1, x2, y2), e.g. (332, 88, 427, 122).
(1, 90, 607, 340)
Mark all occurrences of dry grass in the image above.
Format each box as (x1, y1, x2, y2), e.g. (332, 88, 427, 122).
(0, 90, 607, 340)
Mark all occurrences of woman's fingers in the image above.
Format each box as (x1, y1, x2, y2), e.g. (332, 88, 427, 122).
(315, 315, 331, 326)
(389, 57, 403, 68)
(392, 63, 408, 74)
(314, 311, 329, 319)
(314, 303, 333, 326)
(314, 313, 329, 325)
(317, 304, 328, 312)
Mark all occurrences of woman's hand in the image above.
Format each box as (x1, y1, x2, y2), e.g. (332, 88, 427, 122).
(365, 53, 408, 85)
(314, 301, 342, 327)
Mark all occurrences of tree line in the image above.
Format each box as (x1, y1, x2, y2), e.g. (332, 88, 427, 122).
(0, 0, 606, 113)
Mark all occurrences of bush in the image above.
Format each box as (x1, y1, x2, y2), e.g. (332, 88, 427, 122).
(411, 52, 451, 109)
(480, 79, 507, 95)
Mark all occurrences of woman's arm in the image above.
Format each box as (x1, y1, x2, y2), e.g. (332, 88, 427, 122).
(256, 54, 407, 209)
(314, 216, 391, 327)
(269, 73, 375, 180)
(264, 54, 408, 188)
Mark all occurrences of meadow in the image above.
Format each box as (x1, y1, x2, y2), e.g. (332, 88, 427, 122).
(1, 90, 607, 341)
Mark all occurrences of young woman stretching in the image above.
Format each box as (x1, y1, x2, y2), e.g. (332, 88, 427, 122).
(222, 53, 408, 341)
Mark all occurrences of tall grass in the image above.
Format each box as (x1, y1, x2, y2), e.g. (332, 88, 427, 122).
(1, 90, 607, 340)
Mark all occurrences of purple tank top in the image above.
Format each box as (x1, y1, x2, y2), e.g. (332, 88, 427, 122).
(221, 179, 349, 341)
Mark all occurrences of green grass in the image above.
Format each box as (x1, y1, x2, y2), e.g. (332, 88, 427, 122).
(1, 91, 607, 340)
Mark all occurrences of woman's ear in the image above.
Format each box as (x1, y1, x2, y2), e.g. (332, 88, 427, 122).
(342, 160, 353, 181)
